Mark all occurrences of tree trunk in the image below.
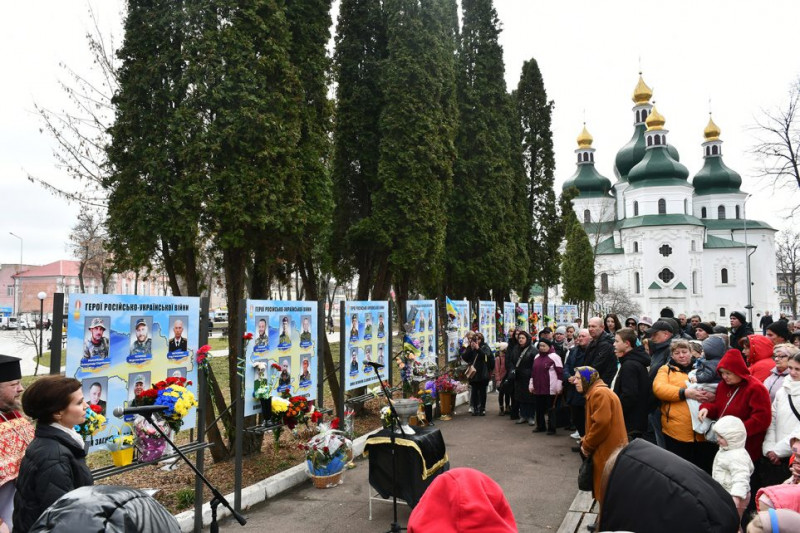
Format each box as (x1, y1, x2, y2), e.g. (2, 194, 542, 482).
(183, 245, 199, 296)
(160, 237, 182, 296)
(542, 286, 550, 324)
(78, 260, 87, 294)
(204, 365, 233, 462)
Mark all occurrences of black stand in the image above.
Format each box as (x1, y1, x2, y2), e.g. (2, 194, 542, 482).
(143, 413, 247, 532)
(371, 365, 407, 533)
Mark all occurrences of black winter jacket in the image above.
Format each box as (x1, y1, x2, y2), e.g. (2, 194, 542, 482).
(598, 439, 738, 533)
(513, 332, 536, 403)
(613, 345, 650, 436)
(647, 336, 673, 381)
(585, 332, 617, 387)
(13, 424, 93, 533)
(563, 345, 587, 407)
(461, 343, 495, 383)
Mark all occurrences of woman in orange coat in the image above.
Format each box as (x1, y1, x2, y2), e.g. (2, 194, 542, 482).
(575, 366, 628, 507)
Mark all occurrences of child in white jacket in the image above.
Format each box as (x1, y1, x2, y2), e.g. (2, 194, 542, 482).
(712, 415, 754, 521)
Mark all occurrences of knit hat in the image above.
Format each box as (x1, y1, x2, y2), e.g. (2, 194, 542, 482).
(540, 327, 552, 335)
(407, 468, 516, 533)
(701, 336, 726, 361)
(729, 311, 747, 324)
(695, 322, 714, 336)
(768, 320, 791, 341)
(555, 326, 567, 335)
(537, 337, 553, 349)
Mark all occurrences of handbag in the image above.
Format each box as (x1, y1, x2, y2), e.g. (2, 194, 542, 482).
(578, 453, 593, 492)
(548, 393, 571, 428)
(465, 350, 484, 380)
(704, 387, 739, 443)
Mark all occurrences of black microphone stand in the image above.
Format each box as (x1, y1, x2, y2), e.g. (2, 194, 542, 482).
(367, 361, 407, 533)
(142, 412, 247, 532)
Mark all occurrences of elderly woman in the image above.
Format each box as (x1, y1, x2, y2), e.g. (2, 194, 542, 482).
(764, 344, 799, 401)
(761, 349, 800, 487)
(513, 331, 536, 425)
(575, 366, 627, 511)
(530, 338, 563, 434)
(652, 339, 717, 473)
(13, 376, 93, 532)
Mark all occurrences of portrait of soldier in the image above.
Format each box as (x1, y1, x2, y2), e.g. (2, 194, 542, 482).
(377, 344, 385, 365)
(349, 314, 359, 340)
(300, 358, 311, 382)
(169, 319, 188, 352)
(83, 317, 109, 359)
(278, 316, 291, 346)
(87, 381, 106, 416)
(419, 311, 426, 332)
(278, 360, 291, 389)
(254, 318, 269, 348)
(364, 345, 372, 363)
(130, 318, 152, 356)
(299, 316, 312, 344)
(377, 313, 385, 337)
(128, 374, 148, 407)
(364, 314, 373, 338)
(349, 348, 359, 374)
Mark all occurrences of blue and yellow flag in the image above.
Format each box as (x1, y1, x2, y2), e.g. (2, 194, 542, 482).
(403, 334, 421, 357)
(445, 297, 457, 318)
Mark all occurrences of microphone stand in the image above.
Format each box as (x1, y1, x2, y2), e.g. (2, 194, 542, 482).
(142, 412, 247, 532)
(367, 362, 406, 533)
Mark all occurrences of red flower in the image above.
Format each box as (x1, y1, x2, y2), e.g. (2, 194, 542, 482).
(197, 353, 207, 364)
(141, 389, 158, 398)
(197, 344, 212, 355)
(323, 446, 329, 454)
(243, 332, 253, 340)
(271, 363, 282, 371)
(154, 380, 167, 390)
(89, 404, 102, 414)
(311, 411, 322, 423)
(331, 417, 340, 430)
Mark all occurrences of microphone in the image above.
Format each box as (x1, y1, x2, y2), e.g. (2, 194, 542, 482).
(112, 404, 169, 418)
(363, 360, 385, 370)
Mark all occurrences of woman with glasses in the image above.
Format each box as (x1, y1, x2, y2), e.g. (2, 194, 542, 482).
(761, 347, 800, 487)
(764, 344, 799, 401)
(624, 317, 638, 329)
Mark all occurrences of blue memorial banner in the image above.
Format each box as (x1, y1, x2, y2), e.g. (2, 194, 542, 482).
(446, 299, 470, 362)
(405, 300, 436, 361)
(343, 300, 390, 392)
(478, 300, 497, 346)
(66, 295, 200, 453)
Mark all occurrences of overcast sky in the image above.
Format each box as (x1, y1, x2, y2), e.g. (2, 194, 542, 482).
(2, 0, 799, 266)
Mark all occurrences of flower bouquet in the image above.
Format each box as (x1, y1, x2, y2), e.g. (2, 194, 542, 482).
(75, 404, 106, 439)
(132, 376, 197, 462)
(106, 430, 135, 467)
(301, 422, 352, 488)
(253, 361, 282, 426)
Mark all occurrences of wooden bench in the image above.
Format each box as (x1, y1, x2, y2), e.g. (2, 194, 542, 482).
(557, 490, 597, 533)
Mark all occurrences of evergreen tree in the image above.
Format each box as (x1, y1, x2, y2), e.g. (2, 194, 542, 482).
(516, 58, 558, 306)
(561, 196, 595, 322)
(446, 0, 528, 299)
(330, 0, 387, 299)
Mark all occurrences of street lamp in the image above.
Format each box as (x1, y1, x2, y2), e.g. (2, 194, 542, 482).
(37, 292, 46, 367)
(743, 195, 753, 325)
(9, 232, 22, 316)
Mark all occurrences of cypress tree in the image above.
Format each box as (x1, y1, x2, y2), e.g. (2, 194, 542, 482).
(446, 0, 528, 299)
(330, 0, 387, 299)
(516, 58, 559, 306)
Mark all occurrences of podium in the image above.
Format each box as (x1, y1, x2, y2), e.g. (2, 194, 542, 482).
(364, 425, 449, 514)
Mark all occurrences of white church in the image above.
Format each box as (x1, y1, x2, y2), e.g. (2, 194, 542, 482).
(564, 75, 779, 325)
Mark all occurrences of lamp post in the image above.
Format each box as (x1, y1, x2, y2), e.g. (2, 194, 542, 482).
(743, 195, 753, 325)
(9, 232, 22, 316)
(37, 291, 46, 375)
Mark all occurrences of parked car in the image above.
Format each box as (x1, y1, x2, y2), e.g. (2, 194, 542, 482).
(17, 318, 31, 330)
(0, 317, 18, 330)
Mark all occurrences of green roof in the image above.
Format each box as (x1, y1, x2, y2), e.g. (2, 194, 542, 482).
(619, 214, 705, 230)
(674, 282, 687, 290)
(648, 281, 661, 290)
(565, 162, 613, 198)
(628, 144, 690, 187)
(703, 219, 776, 231)
(614, 124, 647, 182)
(704, 234, 751, 249)
(692, 156, 742, 195)
(595, 236, 624, 255)
(582, 220, 617, 234)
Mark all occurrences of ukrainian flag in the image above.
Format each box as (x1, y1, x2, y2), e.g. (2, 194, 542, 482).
(403, 334, 421, 357)
(446, 297, 457, 318)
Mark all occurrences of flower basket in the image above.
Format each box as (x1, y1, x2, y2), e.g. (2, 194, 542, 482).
(137, 436, 167, 463)
(310, 470, 344, 489)
(111, 447, 135, 467)
(439, 392, 454, 417)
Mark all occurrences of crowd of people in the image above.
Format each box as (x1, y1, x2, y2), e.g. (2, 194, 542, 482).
(459, 310, 800, 531)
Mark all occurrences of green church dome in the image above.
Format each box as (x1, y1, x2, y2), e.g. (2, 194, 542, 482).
(614, 125, 681, 182)
(693, 154, 742, 195)
(567, 164, 613, 197)
(627, 145, 690, 188)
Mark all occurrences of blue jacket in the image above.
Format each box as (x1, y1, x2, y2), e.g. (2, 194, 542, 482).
(564, 345, 587, 406)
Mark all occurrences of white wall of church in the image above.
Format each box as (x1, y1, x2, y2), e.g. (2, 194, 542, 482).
(693, 192, 747, 221)
(624, 184, 694, 217)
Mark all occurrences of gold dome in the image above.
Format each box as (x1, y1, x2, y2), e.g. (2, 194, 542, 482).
(704, 115, 721, 141)
(632, 74, 653, 105)
(645, 105, 666, 131)
(577, 125, 593, 148)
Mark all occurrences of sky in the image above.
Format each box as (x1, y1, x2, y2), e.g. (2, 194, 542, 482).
(2, 0, 799, 266)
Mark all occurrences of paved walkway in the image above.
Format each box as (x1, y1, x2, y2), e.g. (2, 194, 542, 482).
(218, 394, 583, 533)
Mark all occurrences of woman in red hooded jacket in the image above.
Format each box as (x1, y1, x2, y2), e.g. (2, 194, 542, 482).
(698, 349, 772, 463)
(745, 334, 777, 383)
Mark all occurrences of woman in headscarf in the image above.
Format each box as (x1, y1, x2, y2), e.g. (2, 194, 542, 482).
(513, 331, 536, 426)
(746, 334, 777, 383)
(574, 366, 628, 508)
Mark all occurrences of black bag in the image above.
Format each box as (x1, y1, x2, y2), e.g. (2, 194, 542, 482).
(547, 394, 571, 428)
(578, 454, 593, 492)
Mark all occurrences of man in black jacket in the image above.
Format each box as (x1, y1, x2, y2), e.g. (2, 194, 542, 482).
(612, 328, 650, 440)
(585, 317, 616, 386)
(729, 311, 753, 350)
(645, 319, 676, 448)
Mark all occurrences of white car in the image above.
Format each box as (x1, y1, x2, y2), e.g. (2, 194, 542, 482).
(0, 317, 19, 330)
(17, 319, 31, 330)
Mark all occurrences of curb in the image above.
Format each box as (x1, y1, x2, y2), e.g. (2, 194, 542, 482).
(173, 391, 469, 532)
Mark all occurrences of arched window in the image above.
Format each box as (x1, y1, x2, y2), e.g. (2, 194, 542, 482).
(654, 135, 661, 146)
(600, 273, 609, 294)
(584, 210, 591, 223)
(633, 201, 639, 216)
(712, 145, 719, 155)
(684, 198, 688, 214)
(735, 205, 740, 219)
(658, 198, 666, 214)
(634, 272, 641, 294)
(720, 307, 726, 318)
(636, 110, 641, 122)
(633, 241, 639, 253)
(590, 153, 594, 162)
(701, 206, 707, 218)
(721, 268, 729, 284)
(705, 147, 710, 156)
(691, 240, 696, 251)
(692, 271, 698, 294)
(642, 110, 648, 121)
(577, 154, 581, 163)
(584, 152, 589, 162)
(718, 205, 726, 220)
(647, 136, 653, 147)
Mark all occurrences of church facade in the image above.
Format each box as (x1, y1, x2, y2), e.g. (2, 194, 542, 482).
(564, 75, 779, 325)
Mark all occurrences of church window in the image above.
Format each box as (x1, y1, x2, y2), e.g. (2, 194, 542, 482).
(659, 244, 673, 257)
(658, 268, 675, 283)
(684, 199, 688, 214)
(721, 268, 729, 284)
(701, 207, 707, 218)
(583, 152, 589, 162)
(658, 198, 666, 214)
(647, 136, 653, 147)
(636, 110, 641, 122)
(642, 110, 648, 121)
(590, 153, 594, 162)
(634, 272, 641, 294)
(705, 147, 710, 156)
(692, 271, 698, 294)
(654, 135, 661, 146)
(633, 241, 639, 253)
(691, 240, 696, 251)
(633, 201, 639, 216)
(712, 145, 719, 155)
(718, 205, 726, 220)
(584, 210, 591, 223)
(600, 273, 609, 294)
(735, 205, 740, 219)
(720, 307, 726, 318)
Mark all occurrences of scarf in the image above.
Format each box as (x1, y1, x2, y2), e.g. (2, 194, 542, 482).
(575, 366, 599, 394)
